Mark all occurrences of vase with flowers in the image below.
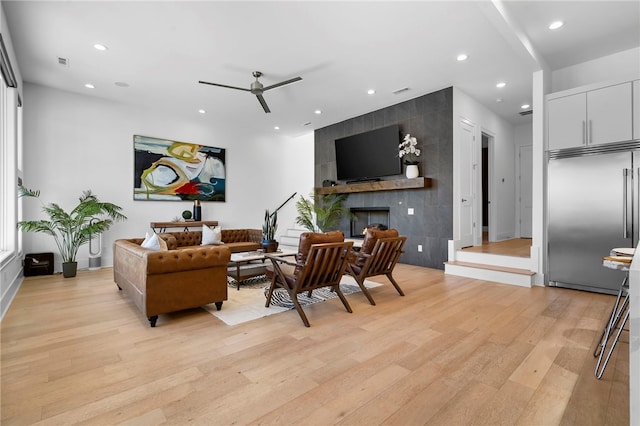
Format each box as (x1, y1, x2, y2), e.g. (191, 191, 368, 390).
(399, 134, 421, 178)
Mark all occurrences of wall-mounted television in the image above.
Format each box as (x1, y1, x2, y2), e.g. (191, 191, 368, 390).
(334, 125, 401, 182)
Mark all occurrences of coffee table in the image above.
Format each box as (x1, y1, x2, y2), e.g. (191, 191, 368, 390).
(227, 249, 296, 290)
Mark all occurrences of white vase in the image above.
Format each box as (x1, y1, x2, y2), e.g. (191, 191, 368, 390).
(405, 164, 419, 179)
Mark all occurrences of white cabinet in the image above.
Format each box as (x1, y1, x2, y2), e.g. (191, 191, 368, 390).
(548, 82, 633, 150)
(548, 92, 586, 150)
(634, 80, 640, 141)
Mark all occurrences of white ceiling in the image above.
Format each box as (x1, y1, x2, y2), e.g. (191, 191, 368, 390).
(3, 1, 639, 138)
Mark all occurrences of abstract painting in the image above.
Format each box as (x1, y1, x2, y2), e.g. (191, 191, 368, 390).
(133, 135, 226, 201)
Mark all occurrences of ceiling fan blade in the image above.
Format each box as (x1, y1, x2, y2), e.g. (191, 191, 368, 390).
(262, 76, 302, 91)
(256, 94, 271, 113)
(198, 80, 251, 92)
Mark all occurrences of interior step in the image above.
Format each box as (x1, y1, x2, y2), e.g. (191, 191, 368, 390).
(444, 260, 534, 287)
(455, 250, 532, 270)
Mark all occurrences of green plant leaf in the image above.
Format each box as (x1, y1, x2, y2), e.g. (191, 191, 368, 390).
(17, 187, 127, 263)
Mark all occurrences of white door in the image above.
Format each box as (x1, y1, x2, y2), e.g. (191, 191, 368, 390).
(519, 145, 532, 238)
(459, 120, 474, 248)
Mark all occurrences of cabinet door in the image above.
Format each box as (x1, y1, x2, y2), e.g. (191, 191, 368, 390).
(548, 92, 586, 150)
(587, 82, 632, 145)
(634, 80, 640, 141)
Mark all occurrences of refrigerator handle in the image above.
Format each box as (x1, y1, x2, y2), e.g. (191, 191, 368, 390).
(582, 121, 586, 145)
(623, 168, 630, 239)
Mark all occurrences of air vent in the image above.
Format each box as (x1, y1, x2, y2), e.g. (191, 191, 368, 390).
(57, 57, 69, 67)
(392, 87, 409, 95)
(519, 110, 533, 116)
(303, 122, 312, 126)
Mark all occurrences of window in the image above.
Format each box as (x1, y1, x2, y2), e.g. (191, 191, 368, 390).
(0, 33, 20, 265)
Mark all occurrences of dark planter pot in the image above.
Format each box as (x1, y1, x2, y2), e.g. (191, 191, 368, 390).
(261, 240, 279, 253)
(62, 262, 78, 278)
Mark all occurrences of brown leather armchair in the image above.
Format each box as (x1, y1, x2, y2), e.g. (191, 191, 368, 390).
(346, 228, 407, 305)
(265, 231, 353, 327)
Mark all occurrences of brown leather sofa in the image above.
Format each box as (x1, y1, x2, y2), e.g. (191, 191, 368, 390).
(113, 237, 231, 327)
(159, 229, 262, 253)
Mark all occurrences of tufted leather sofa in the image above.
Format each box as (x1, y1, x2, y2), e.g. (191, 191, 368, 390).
(113, 237, 231, 327)
(159, 229, 263, 253)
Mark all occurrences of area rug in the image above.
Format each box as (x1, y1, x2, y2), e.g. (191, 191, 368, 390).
(203, 276, 380, 326)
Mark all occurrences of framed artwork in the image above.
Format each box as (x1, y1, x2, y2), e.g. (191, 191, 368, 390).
(133, 135, 226, 201)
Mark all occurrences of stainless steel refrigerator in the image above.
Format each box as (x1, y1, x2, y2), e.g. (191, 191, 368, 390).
(548, 144, 640, 294)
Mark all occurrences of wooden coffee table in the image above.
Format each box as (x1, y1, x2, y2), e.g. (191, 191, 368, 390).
(227, 249, 296, 290)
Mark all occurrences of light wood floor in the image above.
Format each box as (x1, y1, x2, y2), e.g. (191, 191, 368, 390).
(462, 238, 532, 258)
(1, 265, 629, 425)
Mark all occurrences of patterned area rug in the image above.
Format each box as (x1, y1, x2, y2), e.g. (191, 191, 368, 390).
(204, 276, 380, 326)
(264, 283, 365, 309)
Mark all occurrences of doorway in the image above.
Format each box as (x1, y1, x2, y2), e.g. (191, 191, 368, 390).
(481, 132, 494, 243)
(481, 134, 489, 242)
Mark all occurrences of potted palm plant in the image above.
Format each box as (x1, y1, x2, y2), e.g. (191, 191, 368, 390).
(295, 192, 353, 232)
(17, 186, 127, 277)
(261, 209, 278, 252)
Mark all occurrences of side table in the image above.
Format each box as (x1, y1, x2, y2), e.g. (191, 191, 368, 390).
(150, 220, 218, 232)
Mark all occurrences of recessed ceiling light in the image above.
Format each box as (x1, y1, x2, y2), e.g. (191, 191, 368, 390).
(496, 82, 506, 88)
(367, 89, 376, 95)
(457, 54, 468, 61)
(314, 110, 322, 115)
(93, 43, 108, 51)
(198, 109, 206, 114)
(521, 104, 530, 109)
(84, 83, 95, 89)
(549, 21, 564, 30)
(274, 126, 280, 130)
(496, 98, 503, 103)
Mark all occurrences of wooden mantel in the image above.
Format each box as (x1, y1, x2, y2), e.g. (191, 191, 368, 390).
(315, 177, 432, 195)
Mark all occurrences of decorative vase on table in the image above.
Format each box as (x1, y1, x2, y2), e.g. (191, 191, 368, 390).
(405, 163, 419, 179)
(193, 200, 202, 221)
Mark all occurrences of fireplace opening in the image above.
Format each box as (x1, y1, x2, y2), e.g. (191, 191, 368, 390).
(350, 207, 390, 238)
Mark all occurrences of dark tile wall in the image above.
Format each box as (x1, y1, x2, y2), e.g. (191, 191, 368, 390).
(314, 87, 453, 269)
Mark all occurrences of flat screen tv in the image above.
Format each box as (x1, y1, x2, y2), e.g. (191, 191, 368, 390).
(335, 125, 401, 182)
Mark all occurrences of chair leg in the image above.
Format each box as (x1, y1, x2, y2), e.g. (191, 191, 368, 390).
(354, 275, 376, 305)
(595, 301, 630, 379)
(290, 293, 311, 327)
(594, 274, 627, 357)
(264, 277, 277, 308)
(386, 273, 405, 296)
(333, 285, 353, 314)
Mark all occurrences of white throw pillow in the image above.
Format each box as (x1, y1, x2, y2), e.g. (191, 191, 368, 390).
(140, 232, 161, 251)
(201, 225, 222, 245)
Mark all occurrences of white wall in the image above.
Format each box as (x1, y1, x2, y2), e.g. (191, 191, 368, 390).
(551, 47, 640, 92)
(453, 87, 516, 244)
(21, 83, 313, 272)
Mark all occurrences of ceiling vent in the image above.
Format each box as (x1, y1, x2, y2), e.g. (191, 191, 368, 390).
(519, 109, 533, 116)
(392, 87, 409, 95)
(57, 57, 69, 67)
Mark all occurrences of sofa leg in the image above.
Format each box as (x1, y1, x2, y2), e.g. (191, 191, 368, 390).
(148, 315, 158, 327)
(215, 301, 223, 311)
(116, 284, 122, 290)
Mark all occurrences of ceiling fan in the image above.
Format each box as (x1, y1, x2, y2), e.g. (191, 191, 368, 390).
(198, 71, 302, 113)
